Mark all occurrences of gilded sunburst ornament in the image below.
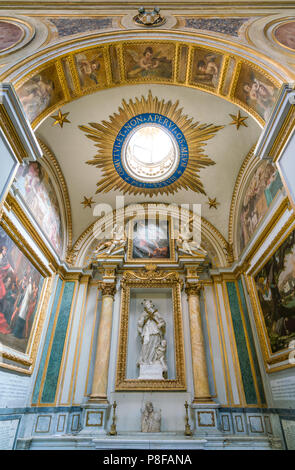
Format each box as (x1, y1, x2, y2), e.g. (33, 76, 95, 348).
(79, 91, 223, 196)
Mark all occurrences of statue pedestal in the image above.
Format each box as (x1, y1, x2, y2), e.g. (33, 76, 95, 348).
(138, 364, 164, 380)
(78, 403, 110, 435)
(191, 403, 221, 436)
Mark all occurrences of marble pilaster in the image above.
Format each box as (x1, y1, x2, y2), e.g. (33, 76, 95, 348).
(89, 282, 116, 404)
(185, 282, 212, 403)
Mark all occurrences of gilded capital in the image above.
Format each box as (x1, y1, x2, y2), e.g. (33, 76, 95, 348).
(185, 282, 202, 297)
(100, 282, 117, 298)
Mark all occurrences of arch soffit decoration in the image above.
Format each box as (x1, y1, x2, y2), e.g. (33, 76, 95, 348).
(0, 30, 291, 130)
(70, 203, 228, 269)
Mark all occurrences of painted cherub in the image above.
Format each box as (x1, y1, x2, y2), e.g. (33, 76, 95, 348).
(127, 47, 171, 78)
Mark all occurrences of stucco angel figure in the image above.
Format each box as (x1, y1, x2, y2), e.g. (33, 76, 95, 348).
(92, 223, 127, 258)
(141, 402, 161, 433)
(176, 219, 203, 256)
(137, 299, 167, 379)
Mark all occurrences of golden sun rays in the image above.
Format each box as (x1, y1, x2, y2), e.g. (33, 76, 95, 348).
(79, 91, 224, 196)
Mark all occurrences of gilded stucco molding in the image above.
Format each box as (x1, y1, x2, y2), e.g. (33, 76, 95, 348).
(122, 264, 183, 287)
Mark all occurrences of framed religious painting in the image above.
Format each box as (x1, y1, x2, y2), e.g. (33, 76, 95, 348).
(126, 215, 175, 263)
(0, 215, 51, 374)
(238, 160, 283, 254)
(246, 221, 295, 371)
(14, 160, 64, 257)
(115, 268, 185, 390)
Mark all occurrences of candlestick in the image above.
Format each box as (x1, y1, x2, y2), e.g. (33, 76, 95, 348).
(109, 401, 117, 436)
(184, 401, 192, 436)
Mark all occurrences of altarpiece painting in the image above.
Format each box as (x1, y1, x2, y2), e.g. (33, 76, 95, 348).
(128, 217, 175, 262)
(0, 224, 44, 355)
(254, 228, 295, 354)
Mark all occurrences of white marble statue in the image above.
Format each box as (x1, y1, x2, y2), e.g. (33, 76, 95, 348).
(175, 217, 204, 257)
(141, 402, 161, 433)
(92, 223, 127, 257)
(137, 299, 167, 380)
(176, 231, 202, 256)
(154, 339, 168, 378)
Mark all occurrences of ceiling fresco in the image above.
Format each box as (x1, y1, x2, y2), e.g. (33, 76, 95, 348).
(14, 39, 280, 129)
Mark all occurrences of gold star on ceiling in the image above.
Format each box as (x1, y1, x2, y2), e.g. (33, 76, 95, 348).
(50, 109, 71, 128)
(81, 196, 95, 209)
(207, 197, 219, 209)
(229, 110, 248, 130)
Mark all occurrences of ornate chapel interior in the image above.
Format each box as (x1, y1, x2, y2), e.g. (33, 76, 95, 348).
(0, 0, 295, 451)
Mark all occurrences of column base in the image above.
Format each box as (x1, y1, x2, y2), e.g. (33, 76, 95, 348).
(79, 403, 110, 435)
(192, 396, 215, 404)
(87, 394, 109, 404)
(191, 402, 221, 436)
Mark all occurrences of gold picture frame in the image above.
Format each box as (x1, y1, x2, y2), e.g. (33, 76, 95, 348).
(245, 214, 295, 373)
(115, 267, 186, 390)
(126, 214, 176, 264)
(0, 214, 52, 374)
